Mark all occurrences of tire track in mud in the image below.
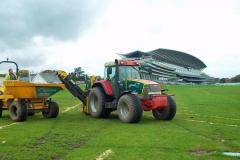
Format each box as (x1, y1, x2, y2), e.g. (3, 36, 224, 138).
(171, 121, 236, 150)
(145, 114, 236, 151)
(182, 119, 239, 128)
(22, 103, 113, 159)
(179, 112, 240, 122)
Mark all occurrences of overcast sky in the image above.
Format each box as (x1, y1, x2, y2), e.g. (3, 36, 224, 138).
(0, 0, 239, 78)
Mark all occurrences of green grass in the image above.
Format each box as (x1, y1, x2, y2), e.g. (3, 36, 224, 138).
(0, 85, 240, 160)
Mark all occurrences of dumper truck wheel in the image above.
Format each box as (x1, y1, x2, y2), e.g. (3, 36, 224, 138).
(88, 87, 111, 118)
(9, 101, 27, 122)
(0, 101, 3, 118)
(152, 96, 176, 120)
(42, 101, 59, 118)
(117, 94, 143, 123)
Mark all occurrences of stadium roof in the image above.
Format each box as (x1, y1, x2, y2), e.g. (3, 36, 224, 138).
(121, 48, 207, 70)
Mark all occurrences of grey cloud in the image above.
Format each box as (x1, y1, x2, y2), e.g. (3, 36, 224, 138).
(0, 0, 110, 48)
(0, 49, 47, 69)
(0, 0, 110, 69)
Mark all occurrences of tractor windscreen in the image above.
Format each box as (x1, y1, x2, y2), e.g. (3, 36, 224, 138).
(119, 66, 140, 80)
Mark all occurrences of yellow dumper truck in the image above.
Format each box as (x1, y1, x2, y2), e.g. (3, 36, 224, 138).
(0, 60, 64, 122)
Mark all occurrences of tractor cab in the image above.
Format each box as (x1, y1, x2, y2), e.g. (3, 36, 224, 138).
(103, 60, 162, 99)
(104, 60, 144, 96)
(105, 60, 141, 81)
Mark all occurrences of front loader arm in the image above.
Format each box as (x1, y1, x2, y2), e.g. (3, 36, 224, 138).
(56, 70, 88, 105)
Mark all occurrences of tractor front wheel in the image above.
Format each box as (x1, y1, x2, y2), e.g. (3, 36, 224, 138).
(88, 87, 111, 118)
(42, 101, 59, 118)
(117, 94, 143, 123)
(152, 96, 176, 120)
(9, 101, 27, 122)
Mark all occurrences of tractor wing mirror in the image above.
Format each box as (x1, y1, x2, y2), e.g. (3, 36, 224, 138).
(115, 59, 118, 65)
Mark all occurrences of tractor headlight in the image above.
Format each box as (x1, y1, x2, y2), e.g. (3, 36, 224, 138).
(148, 84, 161, 95)
(143, 85, 150, 94)
(142, 85, 151, 100)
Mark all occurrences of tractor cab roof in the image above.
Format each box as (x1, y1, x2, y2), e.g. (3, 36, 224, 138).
(105, 60, 140, 67)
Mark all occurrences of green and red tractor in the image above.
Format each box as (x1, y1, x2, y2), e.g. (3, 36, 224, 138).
(58, 59, 176, 123)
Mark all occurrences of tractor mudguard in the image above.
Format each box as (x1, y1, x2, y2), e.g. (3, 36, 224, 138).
(119, 91, 132, 97)
(92, 80, 113, 96)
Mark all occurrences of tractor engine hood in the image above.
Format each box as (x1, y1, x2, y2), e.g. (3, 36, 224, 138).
(126, 79, 161, 95)
(131, 79, 158, 85)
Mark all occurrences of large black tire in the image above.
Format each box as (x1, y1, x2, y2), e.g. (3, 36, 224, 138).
(152, 96, 176, 120)
(88, 87, 111, 118)
(42, 101, 59, 118)
(117, 94, 143, 123)
(0, 101, 3, 118)
(9, 101, 27, 122)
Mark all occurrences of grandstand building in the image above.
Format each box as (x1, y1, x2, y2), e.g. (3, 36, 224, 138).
(119, 48, 209, 83)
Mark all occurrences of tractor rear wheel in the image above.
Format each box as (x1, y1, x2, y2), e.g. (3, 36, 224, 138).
(0, 101, 3, 118)
(88, 87, 111, 118)
(152, 96, 176, 120)
(117, 94, 143, 123)
(42, 101, 59, 118)
(9, 101, 27, 122)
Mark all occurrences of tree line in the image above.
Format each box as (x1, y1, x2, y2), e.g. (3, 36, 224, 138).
(215, 74, 240, 83)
